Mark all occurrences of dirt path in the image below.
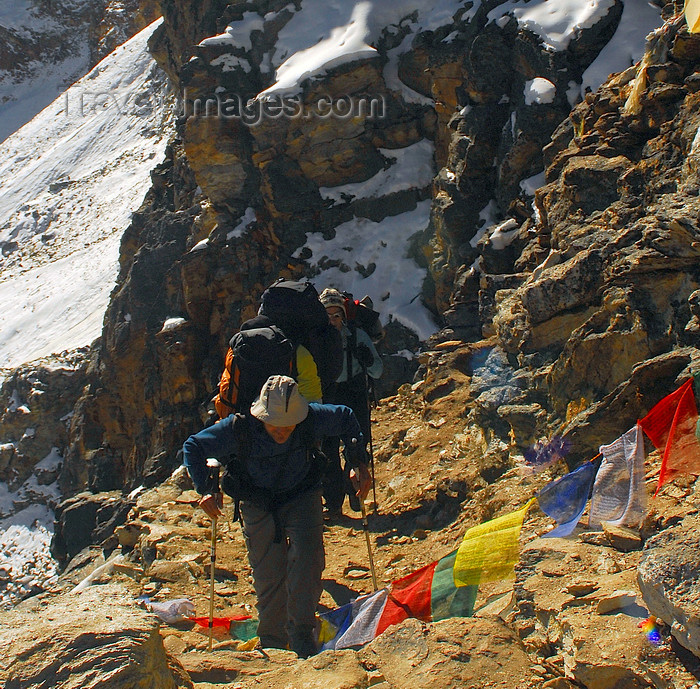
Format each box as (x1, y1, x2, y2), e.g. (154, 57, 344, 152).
(139, 346, 545, 650)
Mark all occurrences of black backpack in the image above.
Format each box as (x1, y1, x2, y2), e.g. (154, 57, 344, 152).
(342, 292, 384, 343)
(214, 325, 295, 417)
(259, 279, 343, 398)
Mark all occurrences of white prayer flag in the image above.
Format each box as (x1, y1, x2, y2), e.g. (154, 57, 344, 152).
(589, 424, 647, 529)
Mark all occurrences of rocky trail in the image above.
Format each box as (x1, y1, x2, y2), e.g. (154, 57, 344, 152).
(3, 343, 700, 689)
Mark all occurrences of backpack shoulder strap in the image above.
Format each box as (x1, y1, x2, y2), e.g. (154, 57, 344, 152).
(297, 412, 316, 449)
(228, 413, 253, 523)
(230, 413, 252, 465)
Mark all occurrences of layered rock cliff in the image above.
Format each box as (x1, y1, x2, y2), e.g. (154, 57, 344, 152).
(29, 0, 695, 503)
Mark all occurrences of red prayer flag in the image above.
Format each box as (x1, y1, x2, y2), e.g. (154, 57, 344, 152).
(189, 614, 252, 630)
(639, 378, 700, 494)
(375, 560, 437, 636)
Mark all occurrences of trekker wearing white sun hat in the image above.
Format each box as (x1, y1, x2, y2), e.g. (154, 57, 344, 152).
(182, 375, 372, 659)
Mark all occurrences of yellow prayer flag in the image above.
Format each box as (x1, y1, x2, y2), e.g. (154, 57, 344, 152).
(453, 499, 535, 587)
(236, 636, 259, 651)
(317, 617, 339, 644)
(686, 0, 700, 33)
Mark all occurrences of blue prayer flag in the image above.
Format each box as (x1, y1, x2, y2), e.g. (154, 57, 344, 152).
(537, 461, 596, 537)
(318, 600, 355, 650)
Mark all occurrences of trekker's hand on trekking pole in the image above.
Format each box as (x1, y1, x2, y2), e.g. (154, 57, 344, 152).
(199, 493, 223, 519)
(349, 464, 372, 503)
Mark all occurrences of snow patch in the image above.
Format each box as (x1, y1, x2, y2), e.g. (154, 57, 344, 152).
(489, 0, 617, 51)
(160, 318, 186, 333)
(384, 33, 434, 106)
(524, 77, 556, 105)
(320, 140, 435, 203)
(0, 501, 58, 608)
(296, 200, 437, 340)
(489, 218, 519, 250)
(258, 2, 377, 98)
(211, 55, 253, 73)
(470, 200, 499, 248)
(249, 0, 465, 98)
(199, 11, 265, 51)
(520, 172, 546, 197)
(227, 207, 257, 240)
(581, 0, 662, 94)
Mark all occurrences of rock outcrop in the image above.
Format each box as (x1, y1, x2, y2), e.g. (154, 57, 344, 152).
(465, 16, 700, 465)
(0, 350, 90, 510)
(638, 514, 700, 658)
(0, 583, 193, 688)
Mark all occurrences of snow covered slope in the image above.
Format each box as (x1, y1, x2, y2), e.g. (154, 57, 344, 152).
(0, 19, 173, 372)
(0, 0, 99, 143)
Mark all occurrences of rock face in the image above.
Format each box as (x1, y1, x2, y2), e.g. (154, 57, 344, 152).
(0, 583, 192, 688)
(467, 17, 700, 465)
(90, 0, 162, 63)
(51, 490, 135, 566)
(358, 616, 537, 688)
(512, 536, 674, 689)
(638, 514, 700, 658)
(33, 0, 697, 501)
(0, 350, 90, 513)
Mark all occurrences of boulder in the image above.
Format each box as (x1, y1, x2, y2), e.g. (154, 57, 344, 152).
(52, 491, 134, 566)
(637, 514, 700, 658)
(511, 536, 697, 688)
(560, 349, 699, 467)
(359, 616, 539, 689)
(0, 583, 192, 688)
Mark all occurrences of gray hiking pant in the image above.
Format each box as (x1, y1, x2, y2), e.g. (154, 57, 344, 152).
(240, 488, 325, 654)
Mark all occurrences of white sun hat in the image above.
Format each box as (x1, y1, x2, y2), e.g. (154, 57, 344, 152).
(250, 375, 309, 426)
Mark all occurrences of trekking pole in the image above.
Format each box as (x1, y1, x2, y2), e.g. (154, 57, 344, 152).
(360, 362, 378, 510)
(208, 511, 217, 652)
(360, 498, 378, 591)
(351, 440, 378, 591)
(367, 419, 377, 511)
(206, 460, 221, 652)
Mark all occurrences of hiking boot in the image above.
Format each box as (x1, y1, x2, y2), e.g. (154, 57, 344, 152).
(290, 625, 318, 659)
(291, 636, 318, 659)
(348, 492, 361, 512)
(258, 634, 288, 651)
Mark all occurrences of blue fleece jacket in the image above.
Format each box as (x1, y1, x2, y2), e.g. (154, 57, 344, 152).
(182, 403, 365, 495)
